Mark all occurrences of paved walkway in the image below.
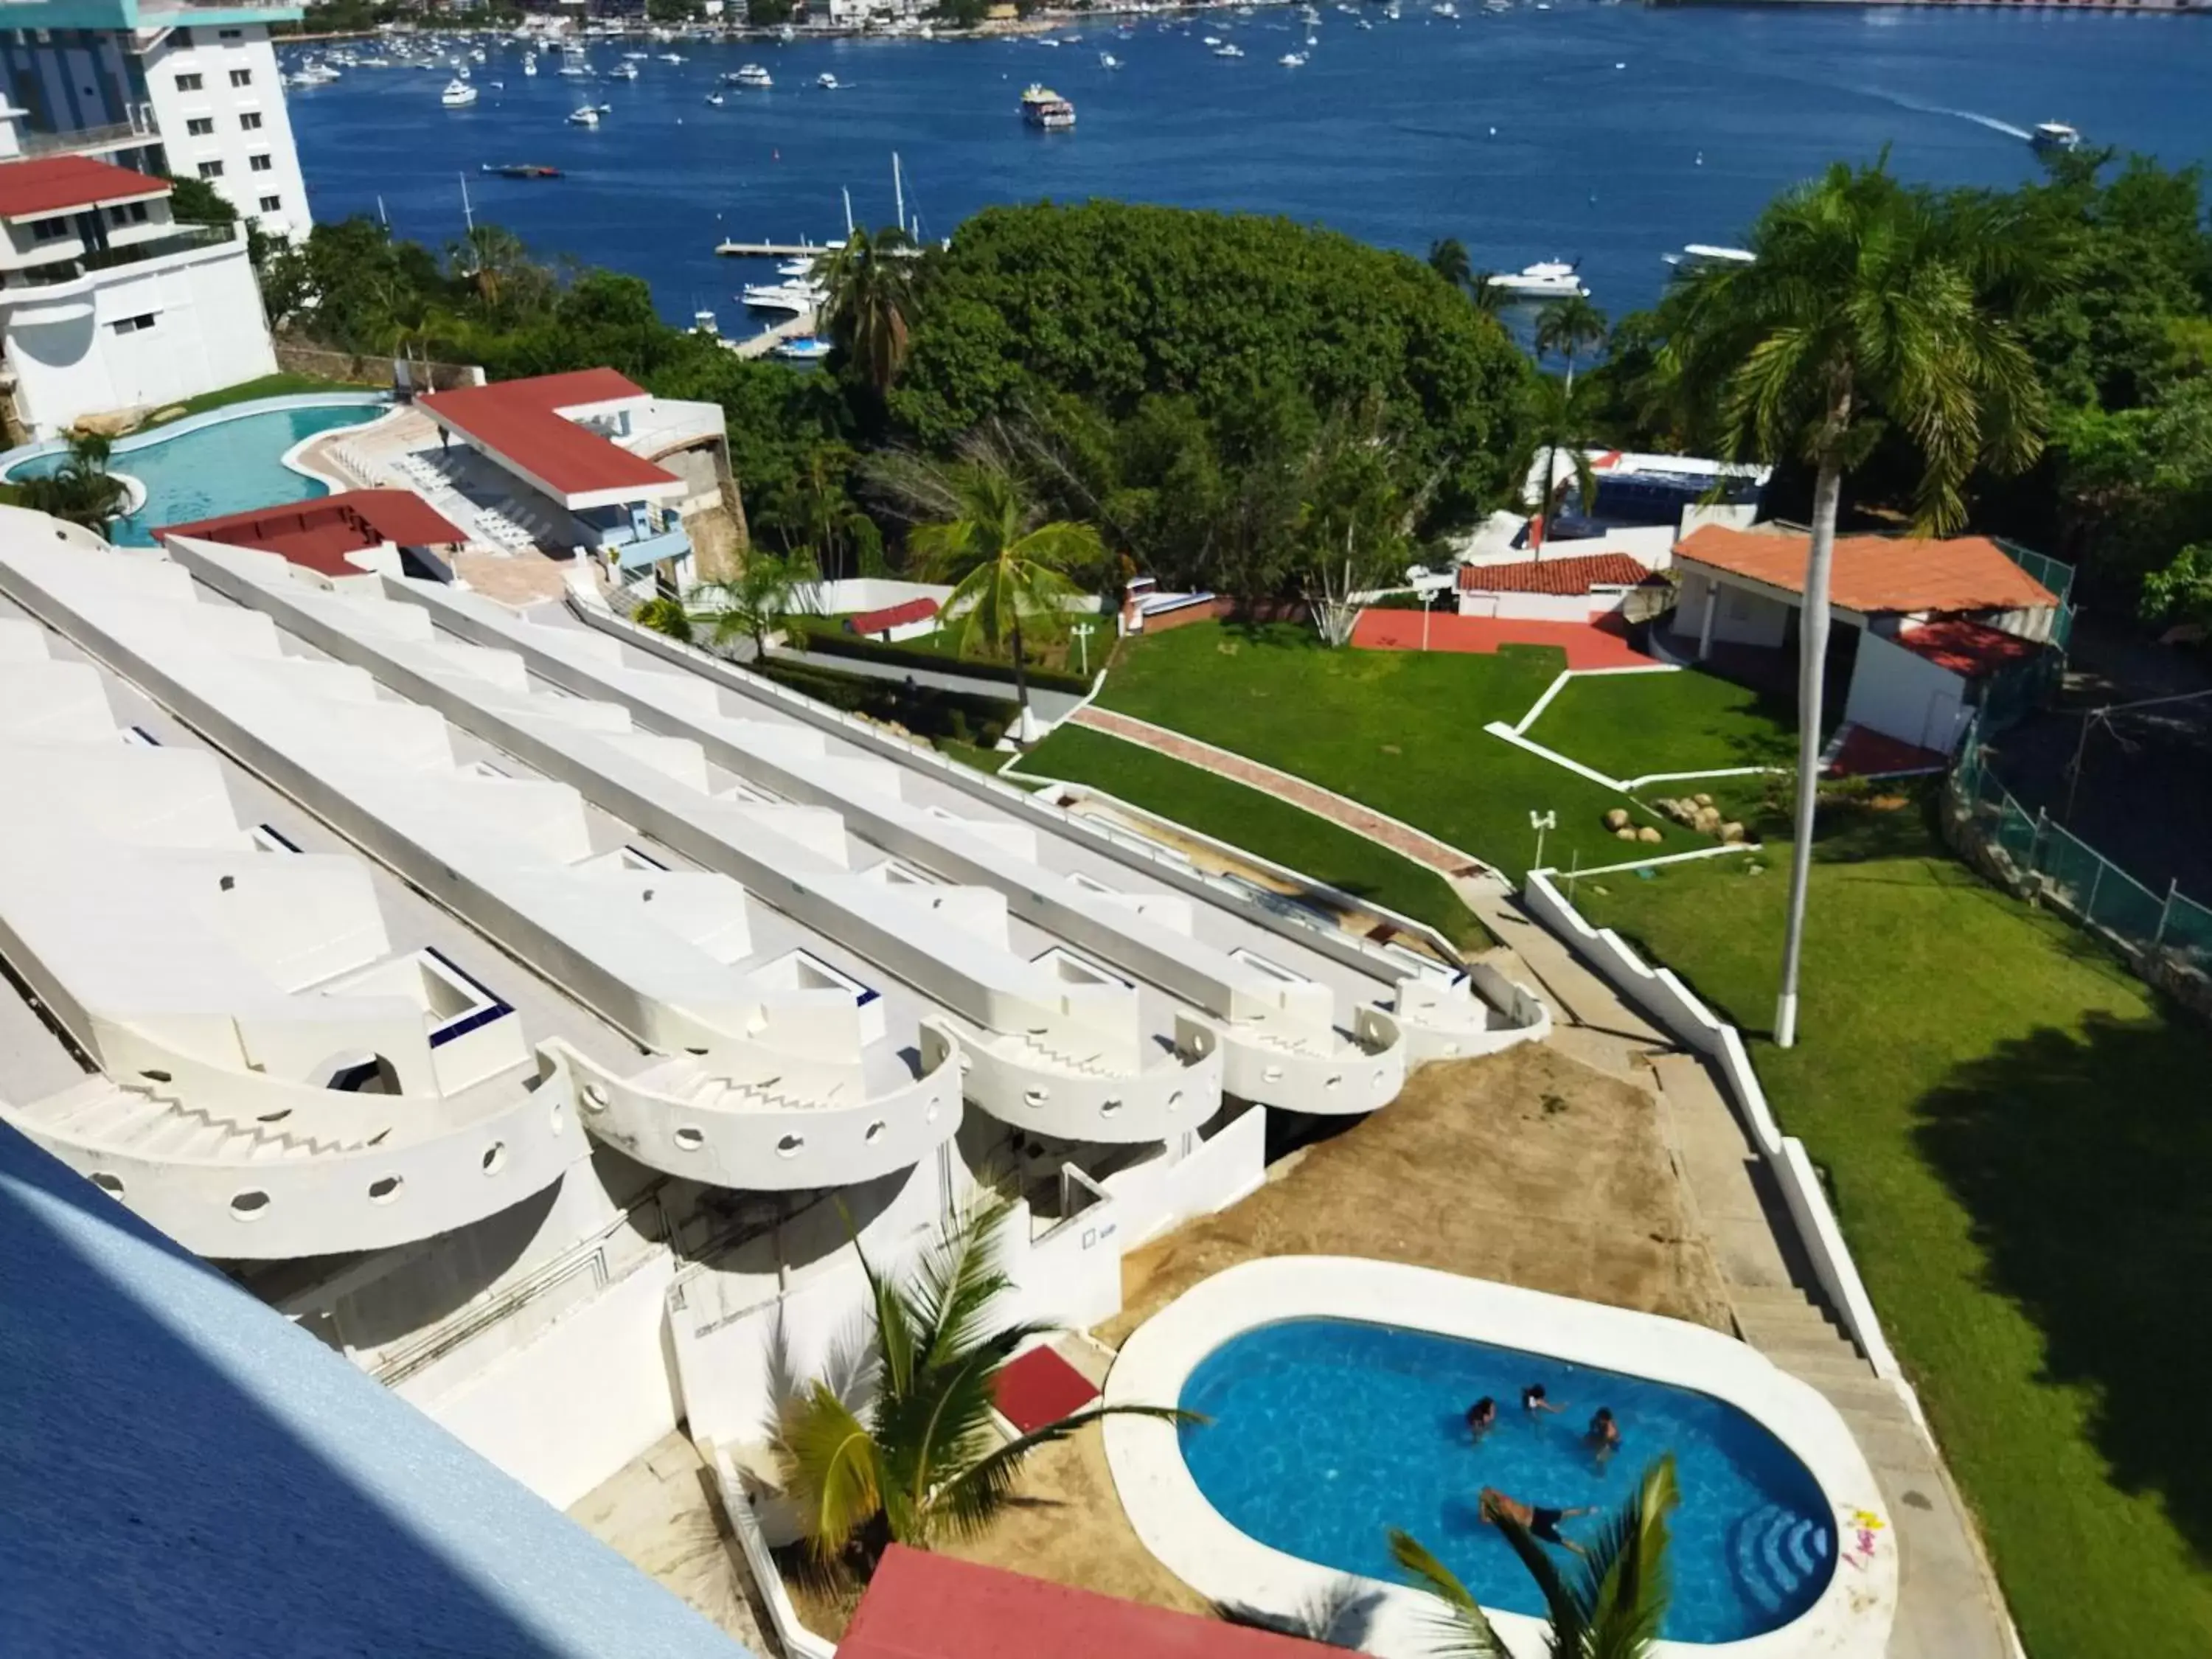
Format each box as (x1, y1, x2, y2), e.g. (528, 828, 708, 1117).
(568, 1432, 771, 1652)
(775, 642, 1087, 725)
(1350, 609, 1659, 669)
(1069, 707, 1492, 877)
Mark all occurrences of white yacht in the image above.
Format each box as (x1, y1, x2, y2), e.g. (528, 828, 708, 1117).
(1487, 260, 1587, 299)
(1020, 84, 1077, 129)
(742, 279, 827, 314)
(705, 92, 724, 107)
(521, 55, 538, 77)
(734, 63, 773, 88)
(1214, 42, 1245, 58)
(1663, 243, 1756, 270)
(2031, 121, 2081, 153)
(1099, 52, 1121, 69)
(1202, 35, 1222, 45)
(1433, 1, 1459, 15)
(1280, 52, 1307, 66)
(660, 52, 686, 63)
(440, 77, 478, 107)
(567, 105, 601, 127)
(817, 72, 841, 89)
(608, 61, 639, 81)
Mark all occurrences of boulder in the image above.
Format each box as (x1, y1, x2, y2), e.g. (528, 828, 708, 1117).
(1720, 821, 1747, 844)
(1693, 806, 1722, 835)
(1636, 825, 1663, 844)
(1693, 792, 1714, 809)
(150, 405, 187, 425)
(1602, 807, 1630, 832)
(1615, 827, 1639, 842)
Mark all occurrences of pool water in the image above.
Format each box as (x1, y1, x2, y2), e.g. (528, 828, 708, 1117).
(6, 403, 383, 546)
(1178, 1318, 1835, 1644)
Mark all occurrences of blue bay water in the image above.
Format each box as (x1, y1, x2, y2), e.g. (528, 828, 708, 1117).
(1178, 1316, 1840, 1644)
(287, 9, 2212, 330)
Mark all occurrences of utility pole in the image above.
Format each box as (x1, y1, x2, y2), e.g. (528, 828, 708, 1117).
(1071, 622, 1096, 677)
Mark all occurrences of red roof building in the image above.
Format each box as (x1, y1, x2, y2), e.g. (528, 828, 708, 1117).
(1673, 524, 2056, 616)
(846, 597, 940, 637)
(157, 490, 470, 578)
(0, 156, 170, 224)
(1458, 552, 1659, 595)
(1889, 616, 2045, 679)
(840, 1546, 1343, 1659)
(418, 369, 684, 509)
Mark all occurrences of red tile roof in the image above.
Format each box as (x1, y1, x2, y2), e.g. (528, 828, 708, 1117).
(157, 490, 470, 577)
(990, 1346, 1097, 1435)
(1890, 616, 2044, 679)
(417, 369, 679, 501)
(846, 597, 939, 636)
(0, 156, 170, 222)
(1458, 552, 1658, 595)
(1674, 524, 2056, 615)
(840, 1547, 1343, 1659)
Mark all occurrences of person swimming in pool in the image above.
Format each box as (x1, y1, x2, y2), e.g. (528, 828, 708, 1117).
(1479, 1487, 1593, 1555)
(1522, 1382, 1563, 1415)
(1586, 1407, 1621, 1461)
(1466, 1397, 1498, 1439)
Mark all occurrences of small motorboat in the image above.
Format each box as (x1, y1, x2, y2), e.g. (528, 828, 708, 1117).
(705, 93, 724, 107)
(1099, 52, 1121, 69)
(1280, 52, 1307, 66)
(608, 61, 639, 81)
(771, 335, 834, 364)
(440, 77, 477, 107)
(734, 63, 773, 88)
(2031, 120, 2081, 153)
(481, 162, 563, 178)
(1214, 42, 1245, 58)
(567, 105, 600, 127)
(816, 72, 841, 89)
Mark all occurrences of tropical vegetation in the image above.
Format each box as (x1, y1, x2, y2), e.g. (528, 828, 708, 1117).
(776, 1189, 1183, 1577)
(689, 547, 821, 661)
(1644, 156, 2045, 1046)
(1388, 1454, 1679, 1658)
(13, 433, 129, 531)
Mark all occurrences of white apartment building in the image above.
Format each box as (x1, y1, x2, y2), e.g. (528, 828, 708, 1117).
(0, 153, 276, 432)
(0, 509, 1546, 1515)
(0, 1, 312, 240)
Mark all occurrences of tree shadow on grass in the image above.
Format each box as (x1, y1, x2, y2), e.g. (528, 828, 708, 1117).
(1910, 1009, 2212, 1562)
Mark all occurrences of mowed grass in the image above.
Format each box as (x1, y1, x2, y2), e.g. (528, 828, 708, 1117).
(1096, 622, 1691, 877)
(1526, 665, 1801, 782)
(1574, 805, 2212, 1659)
(135, 371, 378, 431)
(1020, 723, 1492, 951)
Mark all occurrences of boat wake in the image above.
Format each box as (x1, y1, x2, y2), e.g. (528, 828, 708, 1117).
(1859, 88, 2030, 143)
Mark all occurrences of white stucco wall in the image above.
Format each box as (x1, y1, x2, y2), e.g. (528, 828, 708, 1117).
(1843, 630, 1971, 754)
(1709, 580, 1792, 648)
(4, 239, 276, 434)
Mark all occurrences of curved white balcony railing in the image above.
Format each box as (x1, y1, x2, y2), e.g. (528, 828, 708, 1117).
(960, 1012, 1222, 1144)
(1392, 964, 1553, 1065)
(4, 1034, 578, 1262)
(1218, 1006, 1405, 1116)
(543, 1024, 964, 1192)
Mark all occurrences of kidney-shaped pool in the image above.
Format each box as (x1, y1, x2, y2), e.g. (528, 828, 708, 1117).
(1178, 1316, 1835, 1644)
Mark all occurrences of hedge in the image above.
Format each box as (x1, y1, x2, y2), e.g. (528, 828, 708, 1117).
(790, 617, 1094, 695)
(754, 658, 1019, 749)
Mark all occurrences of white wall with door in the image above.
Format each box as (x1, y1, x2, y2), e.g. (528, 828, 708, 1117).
(1843, 629, 1972, 754)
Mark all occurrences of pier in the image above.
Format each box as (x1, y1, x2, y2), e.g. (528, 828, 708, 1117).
(714, 240, 841, 259)
(726, 310, 819, 360)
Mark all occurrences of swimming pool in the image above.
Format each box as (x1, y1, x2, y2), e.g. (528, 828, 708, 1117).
(1178, 1318, 1834, 1644)
(1103, 1257, 1896, 1659)
(4, 400, 384, 546)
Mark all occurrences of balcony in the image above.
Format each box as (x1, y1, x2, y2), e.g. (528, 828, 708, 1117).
(9, 119, 157, 161)
(5, 225, 235, 293)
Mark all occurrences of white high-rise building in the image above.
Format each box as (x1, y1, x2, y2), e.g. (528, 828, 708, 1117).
(0, 1, 312, 240)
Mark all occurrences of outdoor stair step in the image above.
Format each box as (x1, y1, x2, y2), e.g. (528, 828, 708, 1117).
(1729, 1282, 1837, 1310)
(1767, 1347, 1879, 1388)
(1840, 1415, 1943, 1477)
(1733, 1301, 1846, 1343)
(1804, 1374, 1917, 1424)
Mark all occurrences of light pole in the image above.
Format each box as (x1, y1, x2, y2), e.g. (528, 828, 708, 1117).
(1405, 563, 1430, 652)
(1071, 621, 1096, 677)
(1529, 809, 1557, 875)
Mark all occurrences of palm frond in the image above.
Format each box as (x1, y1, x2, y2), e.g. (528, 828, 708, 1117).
(776, 1380, 884, 1562)
(1579, 1455, 1679, 1659)
(1385, 1530, 1512, 1659)
(919, 1401, 1194, 1546)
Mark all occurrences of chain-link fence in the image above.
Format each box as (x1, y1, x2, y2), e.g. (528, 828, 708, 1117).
(1949, 723, 2212, 987)
(1996, 536, 2079, 651)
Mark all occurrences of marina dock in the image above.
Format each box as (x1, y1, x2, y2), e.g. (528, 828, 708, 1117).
(728, 310, 819, 359)
(714, 240, 841, 258)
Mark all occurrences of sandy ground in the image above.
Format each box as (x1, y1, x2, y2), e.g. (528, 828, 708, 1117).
(940, 1040, 1730, 1610)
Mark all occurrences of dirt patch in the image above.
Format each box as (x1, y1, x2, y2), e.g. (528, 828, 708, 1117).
(1104, 1043, 1729, 1346)
(945, 1043, 1728, 1611)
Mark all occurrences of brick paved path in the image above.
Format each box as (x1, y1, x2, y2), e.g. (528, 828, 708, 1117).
(1068, 707, 1492, 878)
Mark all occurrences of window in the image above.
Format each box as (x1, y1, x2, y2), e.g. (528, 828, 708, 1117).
(185, 116, 213, 136)
(240, 111, 262, 131)
(258, 195, 281, 214)
(220, 27, 242, 38)
(197, 160, 223, 178)
(175, 72, 202, 91)
(248, 153, 272, 173)
(110, 314, 157, 335)
(29, 217, 69, 242)
(105, 202, 148, 226)
(229, 69, 251, 88)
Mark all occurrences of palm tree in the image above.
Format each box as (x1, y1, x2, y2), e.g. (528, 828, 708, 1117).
(1387, 1455, 1679, 1658)
(777, 1188, 1186, 1576)
(1429, 237, 1474, 291)
(16, 431, 128, 532)
(1534, 293, 1609, 394)
(691, 547, 819, 660)
(910, 466, 1102, 742)
(1655, 158, 2044, 1048)
(817, 224, 919, 395)
(1523, 373, 1598, 555)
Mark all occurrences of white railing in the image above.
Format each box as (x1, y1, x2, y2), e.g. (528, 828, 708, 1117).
(960, 1013, 1222, 1144)
(1520, 870, 1901, 1380)
(712, 1444, 839, 1659)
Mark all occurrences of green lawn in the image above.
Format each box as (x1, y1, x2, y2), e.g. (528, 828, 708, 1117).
(1525, 665, 1801, 783)
(1095, 622, 1694, 878)
(135, 372, 376, 432)
(1573, 805, 2212, 1659)
(1020, 723, 1492, 952)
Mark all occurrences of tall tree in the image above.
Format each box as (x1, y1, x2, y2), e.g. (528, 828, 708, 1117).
(1387, 1455, 1679, 1659)
(818, 224, 919, 396)
(1429, 237, 1474, 291)
(777, 1188, 1185, 1576)
(1655, 159, 2045, 1047)
(1523, 373, 1599, 554)
(15, 432, 128, 532)
(1534, 293, 1609, 394)
(905, 463, 1102, 740)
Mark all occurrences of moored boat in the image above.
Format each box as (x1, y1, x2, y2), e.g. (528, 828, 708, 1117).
(1019, 83, 1076, 129)
(1487, 259, 1587, 299)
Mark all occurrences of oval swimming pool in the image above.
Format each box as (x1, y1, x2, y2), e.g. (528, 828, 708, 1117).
(4, 400, 384, 546)
(1178, 1317, 1836, 1644)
